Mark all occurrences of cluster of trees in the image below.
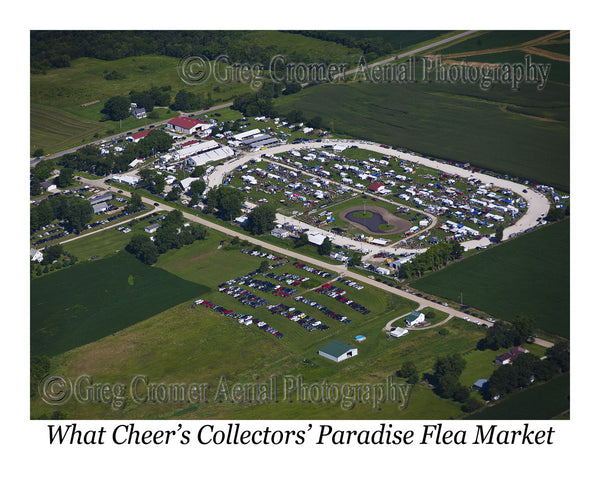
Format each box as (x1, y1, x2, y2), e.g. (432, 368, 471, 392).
(31, 158, 55, 182)
(137, 169, 166, 195)
(170, 89, 214, 112)
(245, 203, 277, 235)
(486, 342, 569, 399)
(476, 316, 534, 351)
(397, 240, 464, 279)
(125, 192, 143, 214)
(204, 186, 244, 221)
(54, 130, 171, 177)
(30, 195, 93, 233)
(430, 353, 483, 413)
(126, 211, 208, 265)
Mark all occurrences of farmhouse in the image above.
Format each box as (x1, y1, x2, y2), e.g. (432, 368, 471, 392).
(167, 116, 210, 135)
(131, 107, 146, 119)
(318, 341, 358, 363)
(405, 310, 425, 327)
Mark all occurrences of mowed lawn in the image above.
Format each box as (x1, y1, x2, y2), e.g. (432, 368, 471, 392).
(31, 251, 208, 356)
(411, 219, 570, 338)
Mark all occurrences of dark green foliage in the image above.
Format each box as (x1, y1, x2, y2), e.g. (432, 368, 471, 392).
(245, 203, 276, 235)
(101, 95, 130, 121)
(294, 232, 309, 248)
(31, 158, 55, 182)
(165, 186, 181, 202)
(396, 360, 419, 385)
(545, 206, 568, 222)
(42, 244, 63, 265)
(30, 195, 93, 233)
(55, 167, 74, 188)
(125, 192, 143, 213)
(546, 341, 570, 373)
(205, 186, 244, 221)
(461, 397, 483, 413)
(126, 233, 160, 264)
(477, 317, 533, 351)
(317, 237, 332, 256)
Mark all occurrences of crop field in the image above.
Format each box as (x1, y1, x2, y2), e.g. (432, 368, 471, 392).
(466, 373, 570, 420)
(274, 77, 569, 191)
(410, 219, 570, 338)
(30, 251, 208, 357)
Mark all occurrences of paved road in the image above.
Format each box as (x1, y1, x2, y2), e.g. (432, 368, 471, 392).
(73, 174, 554, 348)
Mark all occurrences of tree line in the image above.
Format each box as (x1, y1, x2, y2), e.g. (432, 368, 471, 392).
(31, 31, 358, 74)
(397, 240, 464, 279)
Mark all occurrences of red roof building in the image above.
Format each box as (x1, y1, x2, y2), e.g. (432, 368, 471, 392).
(368, 183, 384, 192)
(167, 116, 210, 135)
(128, 130, 150, 143)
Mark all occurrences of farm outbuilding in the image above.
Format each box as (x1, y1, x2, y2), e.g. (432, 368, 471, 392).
(318, 341, 357, 363)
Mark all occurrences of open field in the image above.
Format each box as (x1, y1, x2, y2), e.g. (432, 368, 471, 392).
(466, 373, 570, 420)
(30, 225, 496, 419)
(274, 74, 569, 191)
(410, 219, 570, 338)
(31, 251, 207, 357)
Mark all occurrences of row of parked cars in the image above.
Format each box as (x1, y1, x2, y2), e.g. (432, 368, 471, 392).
(193, 299, 283, 339)
(294, 295, 350, 324)
(266, 303, 329, 332)
(315, 284, 371, 315)
(293, 263, 332, 278)
(219, 286, 269, 309)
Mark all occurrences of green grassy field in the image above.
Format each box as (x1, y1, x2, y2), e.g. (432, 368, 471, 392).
(30, 225, 495, 420)
(466, 373, 570, 420)
(31, 251, 208, 356)
(274, 78, 569, 190)
(411, 219, 570, 338)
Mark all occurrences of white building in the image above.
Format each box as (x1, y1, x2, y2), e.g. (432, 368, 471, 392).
(390, 327, 409, 338)
(318, 341, 358, 363)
